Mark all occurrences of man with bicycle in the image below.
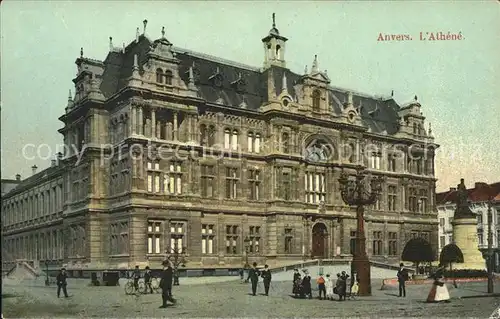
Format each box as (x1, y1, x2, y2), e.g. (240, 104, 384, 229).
(144, 266, 153, 294)
(133, 265, 141, 292)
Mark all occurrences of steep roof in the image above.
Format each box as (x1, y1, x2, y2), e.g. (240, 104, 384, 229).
(436, 182, 500, 205)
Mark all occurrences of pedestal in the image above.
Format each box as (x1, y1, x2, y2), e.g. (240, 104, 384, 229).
(453, 218, 486, 270)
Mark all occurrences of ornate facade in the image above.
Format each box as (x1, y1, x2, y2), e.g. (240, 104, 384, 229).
(2, 17, 439, 270)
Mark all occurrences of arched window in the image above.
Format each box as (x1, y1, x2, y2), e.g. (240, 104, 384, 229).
(247, 132, 262, 153)
(312, 90, 321, 112)
(224, 129, 231, 149)
(231, 130, 239, 151)
(156, 68, 164, 83)
(200, 124, 207, 146)
(247, 132, 254, 152)
(413, 123, 417, 134)
(282, 132, 289, 153)
(267, 44, 272, 59)
(164, 70, 173, 85)
(276, 45, 281, 59)
(254, 133, 261, 153)
(207, 125, 216, 146)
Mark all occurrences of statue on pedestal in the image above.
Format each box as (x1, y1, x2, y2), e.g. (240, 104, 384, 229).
(454, 179, 475, 219)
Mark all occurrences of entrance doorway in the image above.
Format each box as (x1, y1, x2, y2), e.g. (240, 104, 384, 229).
(311, 223, 328, 258)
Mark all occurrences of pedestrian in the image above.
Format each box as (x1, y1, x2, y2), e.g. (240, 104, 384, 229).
(426, 266, 450, 303)
(133, 265, 141, 292)
(144, 266, 153, 294)
(397, 263, 409, 297)
(260, 264, 272, 296)
(340, 271, 349, 301)
(159, 260, 176, 308)
(292, 269, 301, 297)
(325, 274, 334, 300)
(247, 262, 260, 296)
(239, 268, 244, 283)
(300, 270, 312, 299)
(317, 273, 326, 300)
(56, 268, 69, 298)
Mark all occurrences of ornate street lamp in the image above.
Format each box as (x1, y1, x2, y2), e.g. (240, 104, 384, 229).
(166, 234, 187, 286)
(338, 167, 383, 296)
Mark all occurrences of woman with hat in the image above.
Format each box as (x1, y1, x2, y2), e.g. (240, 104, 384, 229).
(426, 265, 450, 303)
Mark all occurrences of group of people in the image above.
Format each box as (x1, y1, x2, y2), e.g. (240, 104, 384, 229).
(293, 269, 357, 300)
(246, 262, 273, 296)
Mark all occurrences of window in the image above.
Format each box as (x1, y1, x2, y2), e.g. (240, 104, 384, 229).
(156, 68, 164, 83)
(416, 159, 422, 175)
(418, 189, 427, 213)
(284, 228, 293, 254)
(369, 152, 381, 170)
(231, 130, 239, 151)
(388, 186, 397, 211)
(409, 188, 417, 212)
(147, 161, 161, 193)
(440, 236, 446, 248)
(147, 221, 162, 254)
(372, 196, 381, 211)
(312, 89, 321, 112)
(168, 162, 182, 195)
(305, 172, 326, 204)
(420, 231, 430, 243)
(224, 129, 231, 149)
(225, 225, 238, 254)
(110, 223, 118, 254)
(207, 125, 216, 147)
(497, 229, 500, 246)
(282, 132, 290, 153)
(439, 218, 445, 227)
(169, 222, 185, 253)
(200, 124, 207, 146)
(247, 132, 261, 153)
(225, 167, 238, 199)
(350, 231, 356, 255)
(248, 169, 261, 200)
(164, 70, 173, 85)
(478, 230, 483, 246)
(477, 214, 483, 225)
(248, 226, 261, 253)
(410, 231, 419, 239)
(388, 232, 397, 255)
(388, 154, 396, 172)
(282, 172, 291, 201)
(201, 165, 215, 198)
(372, 231, 383, 255)
(201, 224, 215, 254)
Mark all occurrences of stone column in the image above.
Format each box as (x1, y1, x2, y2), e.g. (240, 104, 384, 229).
(166, 123, 173, 141)
(151, 107, 156, 138)
(187, 114, 192, 142)
(156, 121, 161, 139)
(277, 126, 282, 152)
(131, 105, 136, 135)
(138, 106, 144, 135)
(173, 112, 178, 141)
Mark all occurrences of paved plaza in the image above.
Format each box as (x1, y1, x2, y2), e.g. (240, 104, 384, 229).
(2, 276, 500, 318)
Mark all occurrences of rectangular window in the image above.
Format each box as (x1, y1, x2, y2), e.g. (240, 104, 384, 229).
(225, 167, 238, 199)
(388, 185, 397, 211)
(201, 224, 215, 254)
(388, 154, 396, 172)
(418, 189, 427, 213)
(439, 218, 445, 227)
(248, 169, 261, 200)
(169, 221, 185, 253)
(224, 130, 231, 149)
(147, 161, 161, 193)
(369, 152, 381, 170)
(478, 230, 483, 245)
(147, 221, 162, 254)
(225, 225, 238, 254)
(372, 231, 383, 255)
(350, 230, 356, 255)
(284, 228, 293, 254)
(248, 226, 261, 253)
(168, 162, 182, 195)
(201, 165, 215, 198)
(305, 172, 326, 204)
(388, 232, 397, 256)
(410, 231, 419, 239)
(440, 236, 446, 248)
(282, 171, 291, 201)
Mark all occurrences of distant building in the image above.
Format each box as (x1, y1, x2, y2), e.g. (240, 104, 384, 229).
(2, 16, 439, 270)
(1, 175, 21, 196)
(436, 182, 500, 271)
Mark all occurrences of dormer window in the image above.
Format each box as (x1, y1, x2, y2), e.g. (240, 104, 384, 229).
(156, 68, 164, 83)
(209, 67, 224, 87)
(312, 90, 321, 112)
(231, 74, 246, 92)
(165, 70, 173, 85)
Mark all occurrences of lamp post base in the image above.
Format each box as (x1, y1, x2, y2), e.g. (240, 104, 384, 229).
(352, 256, 371, 296)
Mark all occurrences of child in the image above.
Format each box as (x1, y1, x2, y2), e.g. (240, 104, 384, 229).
(317, 273, 326, 300)
(325, 274, 334, 300)
(350, 280, 359, 298)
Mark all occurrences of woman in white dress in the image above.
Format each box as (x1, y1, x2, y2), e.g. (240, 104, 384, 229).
(325, 274, 334, 300)
(426, 266, 450, 303)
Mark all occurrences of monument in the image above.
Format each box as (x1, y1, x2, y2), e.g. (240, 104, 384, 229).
(451, 179, 486, 270)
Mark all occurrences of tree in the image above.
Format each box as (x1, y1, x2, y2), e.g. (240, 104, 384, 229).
(401, 238, 435, 271)
(439, 243, 464, 271)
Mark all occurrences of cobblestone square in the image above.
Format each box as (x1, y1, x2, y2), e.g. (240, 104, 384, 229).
(3, 278, 499, 318)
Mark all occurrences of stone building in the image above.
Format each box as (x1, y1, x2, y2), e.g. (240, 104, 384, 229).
(437, 181, 500, 271)
(2, 17, 439, 270)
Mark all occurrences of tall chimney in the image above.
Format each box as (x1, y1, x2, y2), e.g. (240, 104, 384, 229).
(57, 152, 63, 165)
(31, 165, 38, 175)
(15, 174, 21, 181)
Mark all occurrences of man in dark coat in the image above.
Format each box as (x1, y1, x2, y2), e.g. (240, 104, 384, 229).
(301, 270, 312, 299)
(292, 269, 301, 296)
(247, 262, 260, 296)
(159, 260, 176, 308)
(260, 264, 272, 296)
(56, 268, 69, 298)
(397, 263, 409, 297)
(133, 265, 141, 292)
(339, 271, 349, 301)
(144, 266, 153, 294)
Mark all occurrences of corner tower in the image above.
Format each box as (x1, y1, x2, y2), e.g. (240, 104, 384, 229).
(262, 13, 288, 69)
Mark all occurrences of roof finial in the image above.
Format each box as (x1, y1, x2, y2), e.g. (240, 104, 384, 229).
(311, 55, 318, 73)
(282, 71, 288, 93)
(347, 91, 353, 106)
(80, 47, 83, 58)
(414, 94, 418, 101)
(136, 27, 140, 42)
(161, 26, 165, 38)
(109, 37, 113, 51)
(122, 42, 125, 53)
(391, 90, 394, 97)
(428, 122, 433, 136)
(272, 13, 276, 28)
(133, 54, 139, 70)
(68, 89, 72, 100)
(143, 19, 148, 35)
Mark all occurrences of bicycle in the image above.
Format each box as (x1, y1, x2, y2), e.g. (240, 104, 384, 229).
(124, 278, 146, 295)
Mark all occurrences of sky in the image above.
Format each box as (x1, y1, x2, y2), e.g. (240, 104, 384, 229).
(1, 1, 499, 192)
